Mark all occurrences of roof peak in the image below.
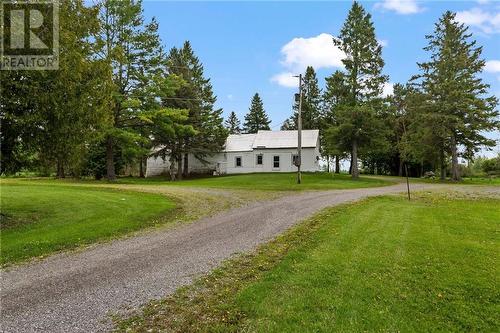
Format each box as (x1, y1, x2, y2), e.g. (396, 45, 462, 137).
(225, 129, 319, 152)
(257, 129, 319, 133)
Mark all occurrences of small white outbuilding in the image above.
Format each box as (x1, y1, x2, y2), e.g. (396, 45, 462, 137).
(146, 129, 321, 177)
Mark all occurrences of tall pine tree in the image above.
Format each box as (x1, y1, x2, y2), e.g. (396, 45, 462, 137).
(283, 66, 322, 130)
(243, 93, 271, 133)
(412, 11, 499, 181)
(145, 76, 196, 181)
(97, 0, 164, 180)
(387, 83, 410, 177)
(225, 111, 242, 134)
(280, 118, 295, 131)
(322, 70, 350, 173)
(326, 1, 388, 179)
(165, 41, 227, 178)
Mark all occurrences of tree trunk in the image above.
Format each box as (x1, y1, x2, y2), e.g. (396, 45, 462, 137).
(183, 153, 189, 177)
(139, 156, 145, 178)
(56, 159, 65, 179)
(326, 155, 330, 173)
(349, 154, 353, 175)
(450, 135, 461, 181)
(440, 149, 446, 181)
(177, 154, 183, 180)
(169, 155, 176, 181)
(106, 135, 116, 181)
(398, 157, 403, 177)
(335, 155, 340, 174)
(351, 141, 359, 179)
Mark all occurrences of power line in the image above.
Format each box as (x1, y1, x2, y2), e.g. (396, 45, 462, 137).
(111, 92, 204, 102)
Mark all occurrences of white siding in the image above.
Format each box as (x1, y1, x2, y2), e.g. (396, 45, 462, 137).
(225, 151, 256, 174)
(145, 156, 171, 177)
(224, 148, 319, 174)
(145, 131, 322, 177)
(187, 154, 223, 174)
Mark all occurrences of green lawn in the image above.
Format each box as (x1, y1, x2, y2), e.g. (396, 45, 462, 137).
(370, 174, 500, 186)
(0, 182, 176, 266)
(117, 172, 393, 191)
(415, 176, 500, 186)
(116, 192, 499, 332)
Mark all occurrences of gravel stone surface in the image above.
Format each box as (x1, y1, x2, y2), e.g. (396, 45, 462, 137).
(1, 183, 497, 332)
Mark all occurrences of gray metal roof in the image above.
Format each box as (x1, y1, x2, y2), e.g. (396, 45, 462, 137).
(224, 134, 257, 152)
(225, 130, 319, 152)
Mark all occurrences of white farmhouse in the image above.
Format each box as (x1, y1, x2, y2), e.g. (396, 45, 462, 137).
(146, 129, 320, 177)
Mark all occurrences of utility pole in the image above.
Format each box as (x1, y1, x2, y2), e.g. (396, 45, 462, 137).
(401, 114, 411, 201)
(295, 74, 303, 184)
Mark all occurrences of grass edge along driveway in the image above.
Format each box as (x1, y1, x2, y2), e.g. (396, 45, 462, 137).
(110, 172, 394, 191)
(1, 183, 176, 266)
(0, 172, 391, 266)
(115, 192, 500, 332)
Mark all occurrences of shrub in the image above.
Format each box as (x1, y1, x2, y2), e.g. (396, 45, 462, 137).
(482, 155, 500, 176)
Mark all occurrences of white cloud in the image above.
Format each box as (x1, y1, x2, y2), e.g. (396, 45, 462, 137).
(382, 82, 394, 97)
(271, 72, 299, 88)
(485, 60, 500, 81)
(375, 0, 424, 15)
(485, 60, 500, 73)
(455, 8, 500, 34)
(271, 33, 345, 88)
(280, 33, 345, 72)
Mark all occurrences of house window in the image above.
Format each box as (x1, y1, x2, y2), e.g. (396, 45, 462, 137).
(235, 156, 242, 167)
(256, 154, 263, 165)
(273, 155, 280, 169)
(292, 154, 300, 167)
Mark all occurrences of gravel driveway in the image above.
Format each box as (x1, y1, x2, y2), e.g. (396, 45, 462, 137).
(1, 182, 496, 332)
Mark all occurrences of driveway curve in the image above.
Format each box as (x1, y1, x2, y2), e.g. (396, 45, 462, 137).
(1, 182, 496, 332)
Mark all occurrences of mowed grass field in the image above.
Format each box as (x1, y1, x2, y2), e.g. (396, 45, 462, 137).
(402, 175, 500, 186)
(0, 173, 391, 266)
(119, 172, 393, 190)
(0, 182, 175, 266)
(117, 192, 500, 332)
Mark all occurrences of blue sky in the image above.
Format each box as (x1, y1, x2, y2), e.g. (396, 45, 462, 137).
(143, 0, 500, 156)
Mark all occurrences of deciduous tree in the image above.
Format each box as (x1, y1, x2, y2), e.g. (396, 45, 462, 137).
(1, 0, 110, 177)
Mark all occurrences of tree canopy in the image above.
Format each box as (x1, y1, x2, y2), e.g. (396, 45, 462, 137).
(1, 1, 498, 182)
(243, 93, 271, 133)
(409, 11, 499, 181)
(325, 1, 388, 179)
(225, 111, 242, 134)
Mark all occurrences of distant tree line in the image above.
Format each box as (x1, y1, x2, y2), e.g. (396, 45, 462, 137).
(1, 0, 226, 181)
(274, 2, 498, 180)
(1, 1, 498, 182)
(227, 3, 498, 181)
